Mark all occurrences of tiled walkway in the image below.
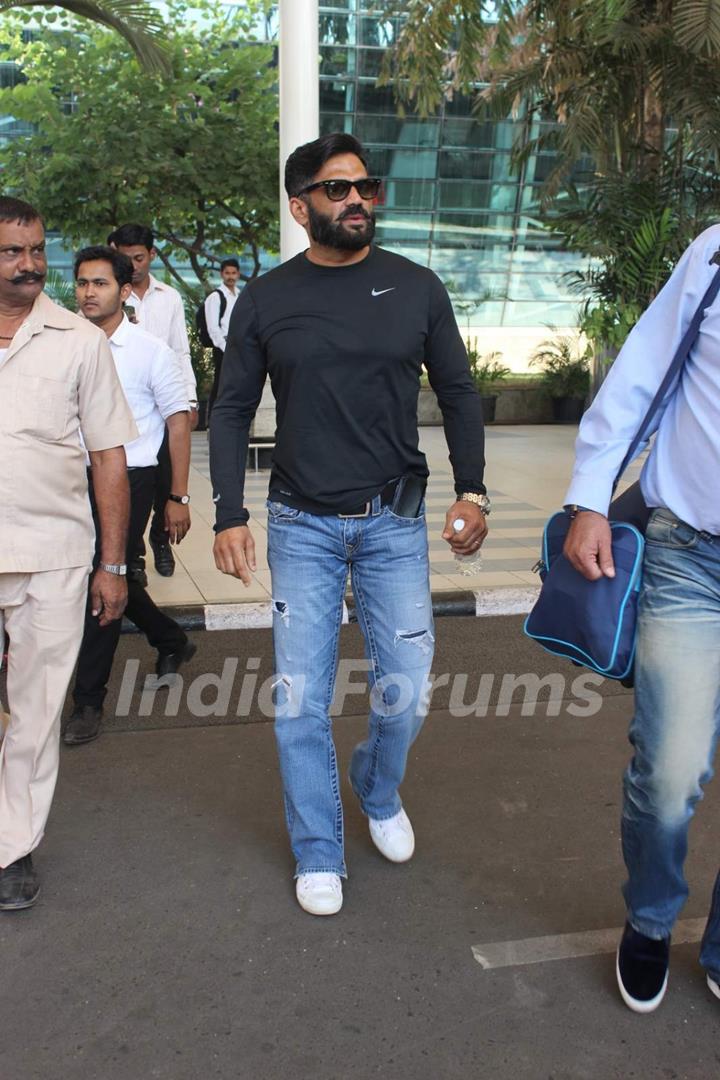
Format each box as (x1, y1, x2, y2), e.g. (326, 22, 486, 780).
(146, 425, 642, 607)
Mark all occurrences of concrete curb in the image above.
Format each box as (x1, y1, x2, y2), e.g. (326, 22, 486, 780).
(121, 586, 540, 634)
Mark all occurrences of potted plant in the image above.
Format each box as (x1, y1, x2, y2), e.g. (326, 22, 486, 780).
(530, 334, 590, 423)
(188, 325, 215, 431)
(466, 338, 511, 423)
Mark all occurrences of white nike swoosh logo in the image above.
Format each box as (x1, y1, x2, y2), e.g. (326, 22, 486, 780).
(213, 494, 221, 503)
(371, 287, 396, 297)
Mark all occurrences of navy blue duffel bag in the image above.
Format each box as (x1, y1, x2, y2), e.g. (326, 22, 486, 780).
(524, 513, 644, 680)
(524, 252, 720, 682)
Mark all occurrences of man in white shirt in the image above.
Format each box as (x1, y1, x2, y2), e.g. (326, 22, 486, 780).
(63, 245, 195, 747)
(204, 257, 239, 415)
(108, 223, 197, 580)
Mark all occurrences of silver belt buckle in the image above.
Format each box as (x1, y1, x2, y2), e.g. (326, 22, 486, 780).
(338, 502, 371, 519)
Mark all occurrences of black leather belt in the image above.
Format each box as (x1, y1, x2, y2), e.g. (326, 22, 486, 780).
(338, 477, 402, 518)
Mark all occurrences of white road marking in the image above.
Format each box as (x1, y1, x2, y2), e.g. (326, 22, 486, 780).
(471, 917, 707, 970)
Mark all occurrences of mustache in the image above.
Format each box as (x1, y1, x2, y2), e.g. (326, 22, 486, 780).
(11, 272, 46, 285)
(338, 205, 372, 222)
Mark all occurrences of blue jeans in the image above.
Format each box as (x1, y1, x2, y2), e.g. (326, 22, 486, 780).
(266, 495, 434, 879)
(622, 509, 720, 980)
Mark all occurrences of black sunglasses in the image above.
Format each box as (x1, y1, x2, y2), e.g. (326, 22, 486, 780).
(297, 177, 382, 202)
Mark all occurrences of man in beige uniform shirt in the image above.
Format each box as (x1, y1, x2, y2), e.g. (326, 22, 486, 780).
(0, 197, 138, 911)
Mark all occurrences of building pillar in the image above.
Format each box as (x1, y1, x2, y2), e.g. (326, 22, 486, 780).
(250, 0, 319, 441)
(279, 0, 319, 262)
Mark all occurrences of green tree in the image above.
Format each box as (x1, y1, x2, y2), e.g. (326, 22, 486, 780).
(383, 1, 720, 353)
(550, 160, 720, 354)
(383, 2, 720, 182)
(0, 0, 171, 74)
(0, 0, 278, 292)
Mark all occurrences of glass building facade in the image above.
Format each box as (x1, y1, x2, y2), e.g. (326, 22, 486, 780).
(316, 3, 583, 331)
(0, 3, 584, 341)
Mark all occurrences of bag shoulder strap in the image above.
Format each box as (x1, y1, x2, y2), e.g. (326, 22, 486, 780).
(216, 288, 227, 325)
(614, 250, 720, 487)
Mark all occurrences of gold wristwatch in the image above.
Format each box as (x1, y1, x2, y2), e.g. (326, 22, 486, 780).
(565, 504, 593, 519)
(460, 492, 491, 515)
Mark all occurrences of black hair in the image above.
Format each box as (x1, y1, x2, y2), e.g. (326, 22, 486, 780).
(284, 133, 369, 197)
(74, 244, 134, 288)
(0, 196, 44, 227)
(220, 258, 240, 271)
(107, 223, 154, 250)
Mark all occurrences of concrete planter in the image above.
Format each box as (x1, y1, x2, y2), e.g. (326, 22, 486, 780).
(418, 386, 444, 425)
(418, 384, 554, 425)
(493, 386, 554, 424)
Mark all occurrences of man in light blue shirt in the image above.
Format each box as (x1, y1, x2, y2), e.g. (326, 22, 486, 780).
(563, 224, 720, 1013)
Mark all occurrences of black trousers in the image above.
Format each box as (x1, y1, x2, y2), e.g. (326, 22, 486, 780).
(134, 428, 171, 557)
(73, 466, 186, 708)
(208, 346, 224, 420)
(149, 427, 172, 546)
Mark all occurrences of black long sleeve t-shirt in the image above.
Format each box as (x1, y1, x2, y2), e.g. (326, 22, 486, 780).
(210, 245, 486, 531)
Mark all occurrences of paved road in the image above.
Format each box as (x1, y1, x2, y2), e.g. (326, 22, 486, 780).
(1, 618, 718, 1079)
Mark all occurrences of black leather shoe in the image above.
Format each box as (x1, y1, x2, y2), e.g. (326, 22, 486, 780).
(151, 538, 175, 577)
(63, 705, 103, 746)
(155, 639, 197, 683)
(128, 557, 148, 587)
(0, 854, 40, 910)
(616, 921, 670, 1013)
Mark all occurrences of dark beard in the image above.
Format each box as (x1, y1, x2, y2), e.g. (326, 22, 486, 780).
(306, 201, 376, 251)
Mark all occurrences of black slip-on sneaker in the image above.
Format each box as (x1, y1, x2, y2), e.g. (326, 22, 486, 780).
(616, 921, 670, 1013)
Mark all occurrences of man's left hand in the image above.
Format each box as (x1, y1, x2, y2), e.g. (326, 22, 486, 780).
(90, 569, 128, 627)
(165, 502, 191, 544)
(441, 500, 488, 555)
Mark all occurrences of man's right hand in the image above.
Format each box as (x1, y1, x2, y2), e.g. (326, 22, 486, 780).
(213, 525, 256, 586)
(90, 569, 128, 626)
(563, 510, 616, 581)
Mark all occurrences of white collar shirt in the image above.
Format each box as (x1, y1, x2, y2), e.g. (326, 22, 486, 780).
(204, 281, 239, 351)
(107, 316, 188, 467)
(128, 274, 196, 401)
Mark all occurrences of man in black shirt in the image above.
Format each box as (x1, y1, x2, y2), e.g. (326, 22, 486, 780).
(211, 133, 488, 916)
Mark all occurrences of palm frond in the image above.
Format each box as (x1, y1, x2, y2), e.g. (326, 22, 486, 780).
(0, 0, 172, 75)
(673, 0, 720, 56)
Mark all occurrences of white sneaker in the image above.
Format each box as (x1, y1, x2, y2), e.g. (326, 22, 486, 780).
(707, 973, 720, 1000)
(368, 808, 415, 863)
(295, 872, 343, 916)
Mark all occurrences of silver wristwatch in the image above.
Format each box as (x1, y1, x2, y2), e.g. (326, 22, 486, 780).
(460, 492, 491, 515)
(99, 563, 127, 576)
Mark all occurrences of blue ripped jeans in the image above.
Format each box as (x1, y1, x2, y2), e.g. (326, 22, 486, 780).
(266, 496, 434, 879)
(622, 509, 720, 981)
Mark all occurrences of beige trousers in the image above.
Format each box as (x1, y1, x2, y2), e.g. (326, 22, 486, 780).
(0, 566, 89, 868)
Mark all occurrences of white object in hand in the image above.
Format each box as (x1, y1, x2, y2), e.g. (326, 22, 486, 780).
(452, 517, 482, 576)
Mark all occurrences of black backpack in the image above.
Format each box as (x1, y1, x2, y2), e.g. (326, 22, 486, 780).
(195, 288, 227, 348)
